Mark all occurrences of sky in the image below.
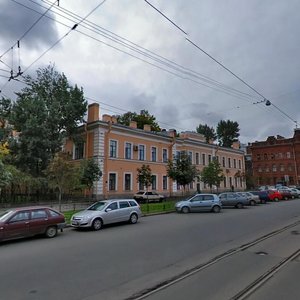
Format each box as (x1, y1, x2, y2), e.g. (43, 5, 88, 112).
(1, 0, 300, 144)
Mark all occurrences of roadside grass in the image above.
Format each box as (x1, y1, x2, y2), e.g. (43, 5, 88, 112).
(63, 201, 176, 223)
(140, 200, 176, 214)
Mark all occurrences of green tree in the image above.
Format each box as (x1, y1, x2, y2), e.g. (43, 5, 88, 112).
(0, 97, 12, 141)
(80, 158, 102, 192)
(46, 152, 80, 211)
(216, 120, 240, 147)
(201, 160, 225, 192)
(9, 64, 87, 175)
(167, 151, 199, 193)
(0, 160, 12, 191)
(116, 110, 161, 132)
(196, 123, 216, 143)
(137, 164, 152, 211)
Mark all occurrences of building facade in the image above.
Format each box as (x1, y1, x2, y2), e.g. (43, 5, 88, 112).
(247, 129, 300, 186)
(65, 103, 246, 198)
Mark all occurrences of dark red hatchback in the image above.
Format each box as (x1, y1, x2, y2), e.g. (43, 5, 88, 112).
(0, 206, 66, 242)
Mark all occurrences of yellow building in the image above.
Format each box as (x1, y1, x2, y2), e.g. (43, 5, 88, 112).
(65, 103, 245, 199)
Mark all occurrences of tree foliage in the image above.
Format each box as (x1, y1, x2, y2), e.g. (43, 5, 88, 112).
(0, 97, 12, 142)
(216, 120, 240, 147)
(9, 64, 87, 175)
(46, 152, 80, 211)
(136, 164, 152, 190)
(0, 160, 12, 189)
(116, 110, 161, 132)
(167, 151, 199, 191)
(196, 123, 216, 143)
(80, 158, 102, 190)
(201, 160, 225, 191)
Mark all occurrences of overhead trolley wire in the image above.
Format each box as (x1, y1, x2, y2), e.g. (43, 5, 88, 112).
(11, 0, 261, 104)
(143, 0, 299, 127)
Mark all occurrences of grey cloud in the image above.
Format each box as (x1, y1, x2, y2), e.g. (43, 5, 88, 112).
(0, 1, 58, 51)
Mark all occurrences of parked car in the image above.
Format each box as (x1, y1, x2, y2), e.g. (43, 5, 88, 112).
(133, 191, 165, 203)
(235, 192, 258, 206)
(277, 188, 294, 200)
(289, 188, 300, 198)
(267, 190, 283, 201)
(248, 191, 267, 204)
(218, 192, 249, 208)
(0, 206, 66, 242)
(71, 199, 142, 230)
(175, 194, 222, 213)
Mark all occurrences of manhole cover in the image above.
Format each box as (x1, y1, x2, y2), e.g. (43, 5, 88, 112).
(256, 251, 268, 256)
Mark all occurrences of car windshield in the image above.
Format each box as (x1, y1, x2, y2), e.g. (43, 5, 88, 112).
(87, 202, 107, 211)
(0, 210, 13, 221)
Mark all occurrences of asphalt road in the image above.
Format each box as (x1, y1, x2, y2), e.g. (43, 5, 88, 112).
(1, 200, 300, 300)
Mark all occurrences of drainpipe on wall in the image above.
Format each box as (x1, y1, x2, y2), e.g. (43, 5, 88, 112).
(103, 121, 112, 199)
(168, 136, 176, 197)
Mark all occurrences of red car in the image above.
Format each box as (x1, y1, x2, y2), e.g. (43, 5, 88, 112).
(267, 190, 283, 201)
(0, 206, 66, 242)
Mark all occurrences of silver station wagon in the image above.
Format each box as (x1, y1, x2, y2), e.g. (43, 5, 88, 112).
(175, 194, 222, 213)
(71, 199, 142, 230)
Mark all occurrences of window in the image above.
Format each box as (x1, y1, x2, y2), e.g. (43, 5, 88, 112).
(258, 166, 262, 172)
(125, 142, 132, 159)
(233, 159, 236, 168)
(287, 152, 291, 158)
(119, 201, 130, 209)
(202, 153, 206, 165)
(222, 157, 226, 167)
(257, 154, 261, 160)
(129, 201, 138, 207)
(110, 140, 117, 158)
(162, 149, 168, 162)
(265, 165, 270, 172)
(238, 160, 241, 169)
(208, 155, 212, 163)
(31, 209, 47, 220)
(280, 164, 284, 172)
(203, 195, 214, 200)
(10, 211, 30, 222)
(272, 164, 277, 172)
(228, 158, 231, 168)
(138, 179, 144, 191)
(74, 141, 84, 159)
(163, 176, 168, 190)
(229, 177, 232, 187)
(124, 174, 131, 191)
(49, 209, 60, 217)
(188, 151, 193, 163)
(189, 181, 193, 189)
(264, 153, 268, 160)
(195, 153, 199, 165)
(151, 147, 157, 162)
(107, 202, 118, 210)
(151, 175, 157, 190)
(109, 173, 117, 191)
(138, 145, 145, 161)
(223, 177, 227, 188)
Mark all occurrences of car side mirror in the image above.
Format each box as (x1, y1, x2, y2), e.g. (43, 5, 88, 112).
(105, 208, 112, 212)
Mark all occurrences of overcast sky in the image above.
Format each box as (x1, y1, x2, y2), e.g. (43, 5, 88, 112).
(1, 0, 300, 144)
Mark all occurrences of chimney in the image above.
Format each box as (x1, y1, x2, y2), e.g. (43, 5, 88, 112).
(143, 124, 151, 131)
(129, 121, 137, 129)
(168, 129, 177, 138)
(87, 103, 100, 123)
(232, 141, 240, 149)
(102, 114, 112, 122)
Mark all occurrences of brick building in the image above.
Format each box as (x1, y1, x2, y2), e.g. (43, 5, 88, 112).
(247, 129, 300, 186)
(64, 103, 246, 198)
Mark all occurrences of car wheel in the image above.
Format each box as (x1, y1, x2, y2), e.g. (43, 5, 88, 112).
(212, 206, 221, 213)
(261, 199, 266, 204)
(45, 226, 57, 238)
(92, 218, 102, 231)
(284, 196, 288, 200)
(236, 203, 243, 209)
(274, 197, 279, 202)
(129, 213, 138, 224)
(181, 206, 190, 214)
(250, 200, 256, 206)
